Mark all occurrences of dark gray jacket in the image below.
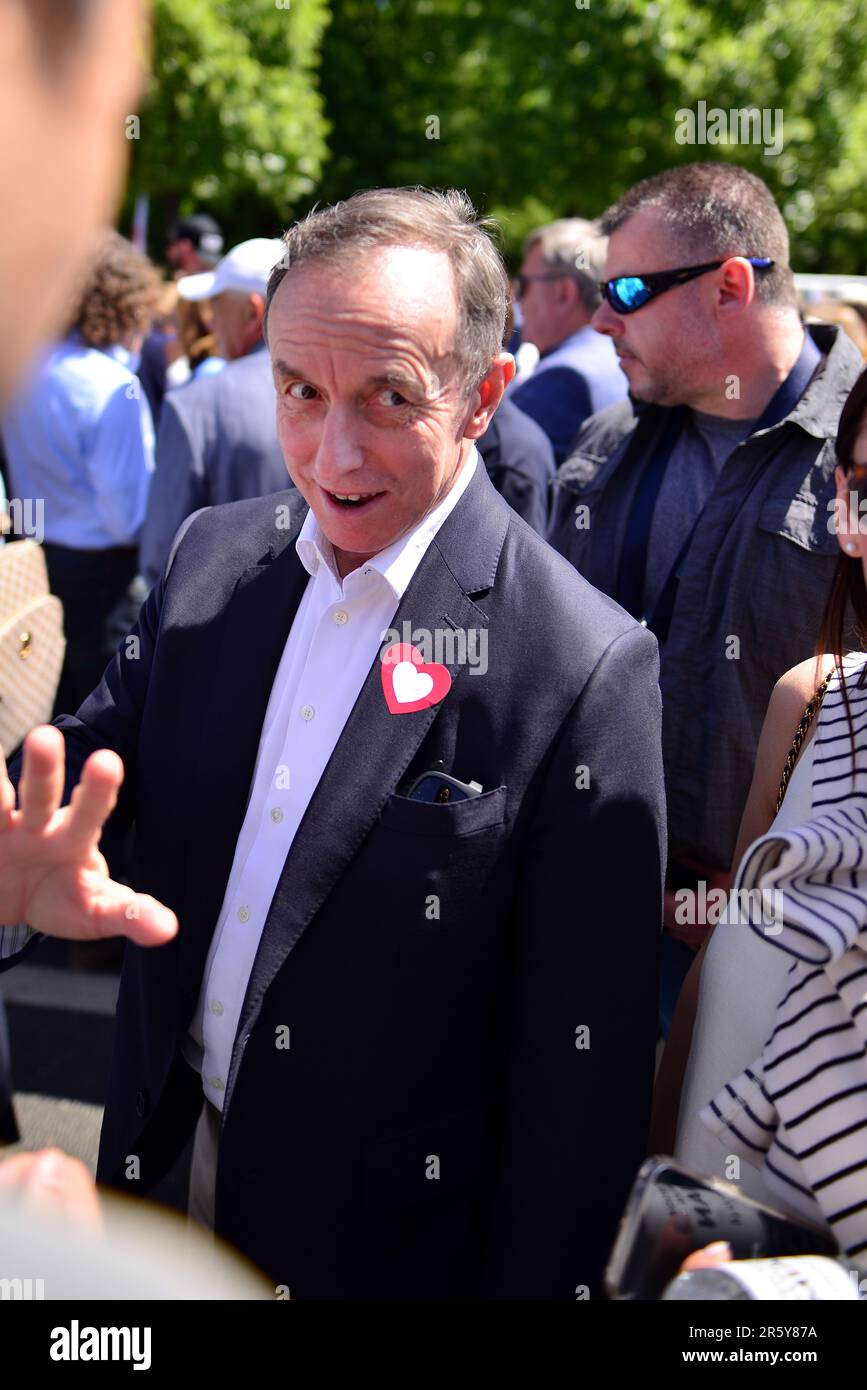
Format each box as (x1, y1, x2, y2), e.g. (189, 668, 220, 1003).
(549, 323, 863, 871)
(139, 341, 288, 588)
(477, 396, 555, 534)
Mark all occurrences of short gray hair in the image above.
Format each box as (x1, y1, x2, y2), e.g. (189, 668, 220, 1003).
(264, 187, 510, 395)
(524, 218, 608, 313)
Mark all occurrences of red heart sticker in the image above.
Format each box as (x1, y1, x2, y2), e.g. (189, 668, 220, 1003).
(381, 643, 451, 715)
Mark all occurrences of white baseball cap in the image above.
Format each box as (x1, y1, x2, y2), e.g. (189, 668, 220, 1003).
(177, 237, 285, 302)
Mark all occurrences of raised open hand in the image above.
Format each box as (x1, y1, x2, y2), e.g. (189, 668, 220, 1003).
(0, 725, 177, 947)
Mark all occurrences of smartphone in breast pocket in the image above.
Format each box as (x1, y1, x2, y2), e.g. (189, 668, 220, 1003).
(405, 769, 484, 804)
(605, 1156, 839, 1300)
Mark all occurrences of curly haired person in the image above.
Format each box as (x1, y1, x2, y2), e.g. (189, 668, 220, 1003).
(2, 229, 161, 712)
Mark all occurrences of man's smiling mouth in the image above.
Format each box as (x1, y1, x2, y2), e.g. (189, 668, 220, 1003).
(323, 488, 385, 509)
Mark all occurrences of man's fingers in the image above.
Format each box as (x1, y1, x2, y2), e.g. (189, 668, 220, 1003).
(121, 894, 179, 948)
(64, 749, 125, 848)
(17, 726, 66, 832)
(90, 882, 178, 948)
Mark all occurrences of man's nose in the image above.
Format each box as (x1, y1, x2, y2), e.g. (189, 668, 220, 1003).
(591, 300, 622, 338)
(314, 408, 366, 482)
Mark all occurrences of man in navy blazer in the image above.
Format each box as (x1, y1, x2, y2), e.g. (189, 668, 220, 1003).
(0, 188, 665, 1300)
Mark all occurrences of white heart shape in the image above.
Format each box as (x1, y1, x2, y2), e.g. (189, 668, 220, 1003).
(392, 660, 434, 704)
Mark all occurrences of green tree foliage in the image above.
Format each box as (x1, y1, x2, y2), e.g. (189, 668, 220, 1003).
(124, 0, 330, 248)
(312, 0, 867, 270)
(126, 0, 867, 272)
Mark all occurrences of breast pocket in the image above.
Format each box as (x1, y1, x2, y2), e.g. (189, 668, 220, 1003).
(750, 490, 841, 679)
(378, 784, 508, 837)
(758, 492, 838, 557)
(345, 785, 511, 958)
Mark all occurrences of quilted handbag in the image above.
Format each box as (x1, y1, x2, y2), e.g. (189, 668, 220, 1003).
(0, 538, 65, 757)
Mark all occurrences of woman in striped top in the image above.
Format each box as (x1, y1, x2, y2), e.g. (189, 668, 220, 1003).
(659, 366, 867, 1263)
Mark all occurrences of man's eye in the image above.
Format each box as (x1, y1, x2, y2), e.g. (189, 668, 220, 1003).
(287, 382, 318, 401)
(376, 388, 409, 408)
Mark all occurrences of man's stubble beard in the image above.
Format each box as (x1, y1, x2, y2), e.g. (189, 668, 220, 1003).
(626, 365, 683, 408)
(628, 341, 717, 410)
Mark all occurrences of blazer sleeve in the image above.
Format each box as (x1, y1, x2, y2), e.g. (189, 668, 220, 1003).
(139, 393, 207, 590)
(480, 623, 666, 1299)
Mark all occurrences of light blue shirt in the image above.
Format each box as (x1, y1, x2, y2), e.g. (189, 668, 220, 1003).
(0, 336, 155, 548)
(191, 356, 226, 381)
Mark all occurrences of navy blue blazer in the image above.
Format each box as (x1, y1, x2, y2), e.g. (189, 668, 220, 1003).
(477, 397, 555, 535)
(5, 461, 665, 1299)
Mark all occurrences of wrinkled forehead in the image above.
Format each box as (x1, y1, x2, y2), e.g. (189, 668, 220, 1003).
(269, 244, 461, 363)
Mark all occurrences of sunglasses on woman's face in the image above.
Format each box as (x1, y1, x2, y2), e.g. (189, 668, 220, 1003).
(598, 256, 774, 315)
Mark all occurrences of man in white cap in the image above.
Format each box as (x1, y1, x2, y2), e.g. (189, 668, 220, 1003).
(139, 238, 290, 588)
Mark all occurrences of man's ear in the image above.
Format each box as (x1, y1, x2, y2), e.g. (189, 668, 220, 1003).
(462, 352, 516, 439)
(556, 274, 581, 312)
(716, 257, 757, 315)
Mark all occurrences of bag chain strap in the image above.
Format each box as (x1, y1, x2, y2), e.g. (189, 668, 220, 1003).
(774, 668, 835, 813)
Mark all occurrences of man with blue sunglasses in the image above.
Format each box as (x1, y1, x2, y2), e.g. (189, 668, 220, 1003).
(599, 255, 774, 316)
(549, 161, 863, 1040)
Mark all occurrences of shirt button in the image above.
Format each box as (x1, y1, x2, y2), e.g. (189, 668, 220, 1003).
(270, 806, 284, 824)
(237, 905, 251, 923)
(301, 704, 315, 722)
(333, 609, 349, 625)
(208, 1076, 225, 1091)
(210, 999, 224, 1016)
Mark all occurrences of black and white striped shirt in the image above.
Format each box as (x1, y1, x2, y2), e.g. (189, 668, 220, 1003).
(701, 651, 867, 1261)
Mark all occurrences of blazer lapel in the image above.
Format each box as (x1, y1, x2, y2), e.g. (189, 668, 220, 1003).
(225, 463, 511, 1108)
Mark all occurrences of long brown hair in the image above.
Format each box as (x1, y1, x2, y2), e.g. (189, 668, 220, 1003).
(815, 367, 867, 738)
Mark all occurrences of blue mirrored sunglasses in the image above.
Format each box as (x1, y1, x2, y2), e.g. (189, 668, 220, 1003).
(599, 257, 774, 314)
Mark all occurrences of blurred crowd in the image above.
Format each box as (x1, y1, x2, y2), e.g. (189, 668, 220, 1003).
(5, 192, 867, 728)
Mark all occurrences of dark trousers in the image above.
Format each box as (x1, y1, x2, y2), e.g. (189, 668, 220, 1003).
(43, 542, 138, 717)
(658, 931, 696, 1039)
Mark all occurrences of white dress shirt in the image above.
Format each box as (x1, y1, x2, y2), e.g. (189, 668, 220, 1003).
(182, 448, 478, 1108)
